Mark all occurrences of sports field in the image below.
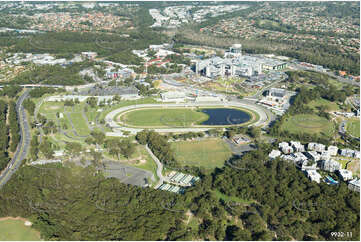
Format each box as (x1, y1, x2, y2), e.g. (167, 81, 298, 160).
(0, 218, 40, 241)
(347, 119, 360, 138)
(282, 114, 334, 138)
(171, 138, 232, 169)
(120, 108, 209, 127)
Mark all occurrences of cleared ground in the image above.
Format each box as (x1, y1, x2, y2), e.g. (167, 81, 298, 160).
(120, 108, 209, 127)
(0, 218, 40, 241)
(171, 138, 232, 169)
(282, 114, 334, 138)
(347, 119, 360, 138)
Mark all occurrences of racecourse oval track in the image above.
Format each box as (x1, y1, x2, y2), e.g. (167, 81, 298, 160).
(105, 101, 270, 135)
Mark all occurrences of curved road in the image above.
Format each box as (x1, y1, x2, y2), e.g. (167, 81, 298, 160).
(145, 145, 165, 189)
(105, 101, 270, 135)
(0, 90, 31, 189)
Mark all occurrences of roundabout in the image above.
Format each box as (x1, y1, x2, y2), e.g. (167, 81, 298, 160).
(105, 101, 270, 134)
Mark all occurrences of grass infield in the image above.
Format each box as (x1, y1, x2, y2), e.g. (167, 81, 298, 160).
(117, 106, 259, 128)
(171, 138, 232, 170)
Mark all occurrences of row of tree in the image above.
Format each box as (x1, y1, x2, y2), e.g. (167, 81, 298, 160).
(8, 101, 20, 153)
(0, 100, 9, 171)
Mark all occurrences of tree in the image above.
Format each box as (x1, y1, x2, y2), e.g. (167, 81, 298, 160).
(90, 131, 105, 145)
(136, 130, 148, 145)
(86, 97, 98, 108)
(119, 139, 135, 159)
(65, 142, 82, 156)
(39, 138, 54, 159)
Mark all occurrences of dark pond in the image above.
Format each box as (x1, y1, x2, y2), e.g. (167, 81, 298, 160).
(201, 108, 251, 125)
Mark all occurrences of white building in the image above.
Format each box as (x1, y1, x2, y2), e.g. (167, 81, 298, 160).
(290, 141, 305, 152)
(340, 149, 356, 158)
(338, 169, 353, 181)
(305, 151, 321, 162)
(327, 146, 339, 156)
(320, 151, 331, 161)
(306, 170, 322, 183)
(321, 159, 341, 172)
(348, 178, 360, 192)
(299, 160, 318, 171)
(269, 150, 281, 159)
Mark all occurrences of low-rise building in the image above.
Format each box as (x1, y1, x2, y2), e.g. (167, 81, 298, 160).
(305, 151, 321, 162)
(306, 170, 322, 183)
(327, 145, 339, 156)
(282, 146, 294, 154)
(299, 160, 317, 171)
(81, 51, 97, 59)
(269, 150, 281, 159)
(340, 148, 356, 158)
(290, 141, 305, 152)
(292, 152, 308, 162)
(307, 142, 325, 152)
(279, 142, 289, 149)
(320, 151, 331, 160)
(320, 159, 341, 172)
(348, 178, 360, 192)
(337, 169, 353, 181)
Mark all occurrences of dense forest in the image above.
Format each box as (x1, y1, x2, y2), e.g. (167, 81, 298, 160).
(0, 145, 359, 241)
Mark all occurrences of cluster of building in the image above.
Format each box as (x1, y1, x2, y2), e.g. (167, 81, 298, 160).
(334, 111, 360, 118)
(196, 44, 287, 78)
(167, 171, 200, 187)
(149, 4, 247, 28)
(5, 53, 83, 66)
(269, 141, 359, 192)
(29, 12, 131, 32)
(158, 171, 200, 194)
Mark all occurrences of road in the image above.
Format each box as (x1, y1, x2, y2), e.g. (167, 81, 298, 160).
(0, 90, 31, 189)
(105, 101, 271, 135)
(145, 145, 165, 189)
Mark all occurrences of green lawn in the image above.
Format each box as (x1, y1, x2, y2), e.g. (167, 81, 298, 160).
(213, 190, 254, 204)
(307, 98, 340, 112)
(39, 101, 64, 115)
(0, 219, 41, 241)
(171, 138, 232, 169)
(347, 119, 360, 138)
(121, 108, 209, 127)
(68, 112, 90, 136)
(282, 114, 335, 138)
